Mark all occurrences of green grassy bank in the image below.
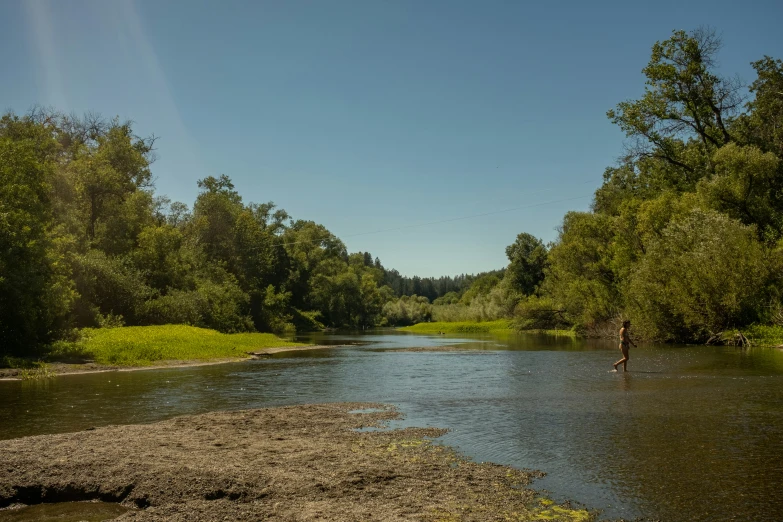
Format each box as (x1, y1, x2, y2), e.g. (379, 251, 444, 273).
(736, 325, 783, 346)
(399, 320, 578, 338)
(50, 325, 304, 366)
(400, 320, 512, 334)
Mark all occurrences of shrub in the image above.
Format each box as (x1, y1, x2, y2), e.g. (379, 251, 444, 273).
(628, 209, 770, 341)
(512, 296, 571, 331)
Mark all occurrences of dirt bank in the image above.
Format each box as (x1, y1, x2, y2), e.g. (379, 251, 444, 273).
(0, 403, 593, 521)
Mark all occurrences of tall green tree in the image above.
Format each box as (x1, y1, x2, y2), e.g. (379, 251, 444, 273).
(0, 115, 74, 353)
(697, 143, 782, 237)
(737, 56, 783, 155)
(607, 28, 742, 182)
(505, 233, 547, 295)
(543, 212, 618, 328)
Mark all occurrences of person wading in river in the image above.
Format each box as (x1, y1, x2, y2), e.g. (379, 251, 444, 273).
(613, 320, 636, 372)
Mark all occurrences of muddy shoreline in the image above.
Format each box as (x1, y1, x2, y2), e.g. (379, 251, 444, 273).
(0, 344, 346, 380)
(0, 403, 595, 521)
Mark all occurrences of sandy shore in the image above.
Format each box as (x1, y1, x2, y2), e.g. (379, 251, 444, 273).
(0, 403, 593, 521)
(0, 345, 346, 380)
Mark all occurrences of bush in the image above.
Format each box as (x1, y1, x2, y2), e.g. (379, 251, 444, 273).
(139, 290, 203, 326)
(138, 279, 253, 333)
(382, 295, 432, 326)
(512, 296, 571, 331)
(291, 309, 324, 332)
(542, 212, 618, 328)
(432, 282, 518, 323)
(628, 209, 770, 341)
(71, 250, 155, 326)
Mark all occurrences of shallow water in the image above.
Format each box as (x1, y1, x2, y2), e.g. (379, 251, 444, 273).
(2, 330, 782, 521)
(0, 501, 129, 521)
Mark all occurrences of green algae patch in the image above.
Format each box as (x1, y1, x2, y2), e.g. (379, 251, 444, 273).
(527, 499, 592, 521)
(49, 325, 304, 366)
(380, 436, 596, 522)
(429, 498, 592, 522)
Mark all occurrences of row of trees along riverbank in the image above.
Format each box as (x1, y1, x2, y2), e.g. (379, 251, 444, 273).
(354, 28, 783, 345)
(2, 28, 783, 358)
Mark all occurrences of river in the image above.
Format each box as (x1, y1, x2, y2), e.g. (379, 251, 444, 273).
(1, 330, 782, 521)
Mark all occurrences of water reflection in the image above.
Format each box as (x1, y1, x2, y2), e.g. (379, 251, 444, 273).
(0, 501, 129, 522)
(1, 331, 782, 521)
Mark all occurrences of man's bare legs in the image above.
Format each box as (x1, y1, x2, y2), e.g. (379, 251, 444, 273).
(613, 344, 629, 372)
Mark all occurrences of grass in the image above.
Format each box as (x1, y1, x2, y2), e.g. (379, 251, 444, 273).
(17, 362, 55, 380)
(514, 328, 578, 338)
(400, 320, 512, 334)
(49, 325, 305, 366)
(400, 320, 580, 338)
(0, 355, 35, 369)
(0, 356, 55, 380)
(738, 324, 783, 346)
(0, 355, 54, 381)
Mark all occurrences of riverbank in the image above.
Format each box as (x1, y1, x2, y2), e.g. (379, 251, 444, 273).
(52, 325, 306, 365)
(736, 324, 783, 347)
(0, 402, 592, 521)
(0, 325, 323, 380)
(400, 320, 577, 338)
(400, 320, 513, 334)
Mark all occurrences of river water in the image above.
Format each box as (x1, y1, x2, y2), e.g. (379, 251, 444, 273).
(1, 330, 782, 521)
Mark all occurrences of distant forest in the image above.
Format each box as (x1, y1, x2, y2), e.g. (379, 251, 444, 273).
(2, 28, 782, 355)
(382, 269, 503, 302)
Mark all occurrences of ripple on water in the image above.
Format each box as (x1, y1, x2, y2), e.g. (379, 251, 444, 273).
(2, 332, 783, 521)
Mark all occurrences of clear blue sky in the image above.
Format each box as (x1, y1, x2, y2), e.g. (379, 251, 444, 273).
(2, 1, 780, 277)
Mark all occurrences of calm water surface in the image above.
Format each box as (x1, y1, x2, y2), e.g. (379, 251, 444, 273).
(2, 331, 782, 521)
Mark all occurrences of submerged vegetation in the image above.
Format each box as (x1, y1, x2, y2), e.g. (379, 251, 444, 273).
(2, 27, 782, 358)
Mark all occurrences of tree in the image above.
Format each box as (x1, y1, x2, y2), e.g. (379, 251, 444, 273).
(542, 212, 618, 328)
(132, 224, 193, 291)
(737, 56, 783, 156)
(505, 233, 547, 295)
(283, 220, 347, 311)
(607, 28, 743, 180)
(697, 143, 782, 238)
(192, 175, 243, 268)
(629, 209, 769, 340)
(382, 295, 432, 326)
(67, 121, 154, 251)
(459, 273, 500, 305)
(0, 118, 74, 353)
